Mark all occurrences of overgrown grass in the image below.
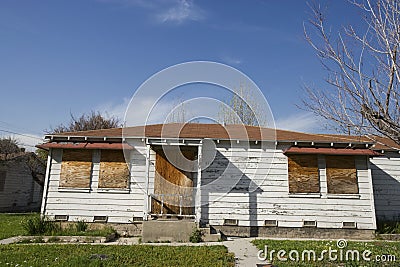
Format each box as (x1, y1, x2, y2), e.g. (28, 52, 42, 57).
(22, 216, 116, 237)
(377, 220, 400, 234)
(0, 244, 235, 267)
(23, 216, 61, 235)
(252, 239, 400, 267)
(0, 213, 39, 239)
(0, 213, 115, 240)
(56, 225, 116, 237)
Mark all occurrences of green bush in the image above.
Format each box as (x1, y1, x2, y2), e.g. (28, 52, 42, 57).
(22, 216, 60, 235)
(75, 220, 88, 232)
(189, 228, 203, 243)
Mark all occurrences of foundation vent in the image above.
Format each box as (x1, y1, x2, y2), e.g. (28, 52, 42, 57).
(303, 220, 317, 227)
(54, 215, 68, 221)
(224, 219, 238, 226)
(132, 216, 144, 222)
(93, 216, 108, 223)
(264, 220, 278, 227)
(342, 222, 357, 229)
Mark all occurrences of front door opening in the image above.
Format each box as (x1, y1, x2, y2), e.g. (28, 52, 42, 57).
(150, 145, 197, 217)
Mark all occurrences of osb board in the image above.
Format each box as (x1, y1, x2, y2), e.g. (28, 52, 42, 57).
(288, 154, 320, 193)
(99, 150, 129, 189)
(60, 150, 92, 188)
(326, 155, 358, 194)
(152, 146, 196, 215)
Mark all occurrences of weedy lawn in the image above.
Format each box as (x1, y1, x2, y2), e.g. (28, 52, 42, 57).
(0, 244, 235, 267)
(0, 213, 38, 240)
(252, 239, 400, 267)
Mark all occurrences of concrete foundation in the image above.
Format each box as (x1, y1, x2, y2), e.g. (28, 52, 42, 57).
(212, 225, 376, 240)
(59, 221, 375, 241)
(142, 220, 196, 242)
(60, 222, 143, 237)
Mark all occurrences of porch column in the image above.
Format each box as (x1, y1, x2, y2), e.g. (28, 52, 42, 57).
(195, 142, 203, 225)
(143, 143, 150, 220)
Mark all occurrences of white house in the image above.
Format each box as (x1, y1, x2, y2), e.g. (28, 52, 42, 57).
(0, 152, 45, 212)
(37, 123, 400, 240)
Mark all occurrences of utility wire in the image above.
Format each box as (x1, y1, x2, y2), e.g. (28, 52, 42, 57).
(0, 129, 43, 140)
(0, 120, 43, 136)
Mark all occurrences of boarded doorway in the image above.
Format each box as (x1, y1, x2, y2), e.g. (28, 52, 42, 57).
(151, 146, 197, 216)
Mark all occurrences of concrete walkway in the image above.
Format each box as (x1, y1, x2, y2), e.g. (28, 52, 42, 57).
(0, 236, 24, 245)
(222, 237, 266, 267)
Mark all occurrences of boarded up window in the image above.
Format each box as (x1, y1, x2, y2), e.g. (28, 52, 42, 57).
(60, 149, 92, 188)
(0, 171, 6, 191)
(326, 155, 358, 194)
(99, 150, 129, 189)
(288, 154, 320, 193)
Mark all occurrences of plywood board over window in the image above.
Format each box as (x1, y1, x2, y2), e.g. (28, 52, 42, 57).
(99, 150, 129, 189)
(60, 150, 93, 188)
(326, 155, 358, 194)
(288, 154, 320, 193)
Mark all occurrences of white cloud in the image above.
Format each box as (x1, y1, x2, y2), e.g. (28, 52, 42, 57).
(97, 96, 177, 126)
(98, 0, 205, 24)
(275, 112, 320, 133)
(96, 97, 131, 122)
(156, 0, 204, 24)
(97, 95, 225, 127)
(221, 55, 242, 65)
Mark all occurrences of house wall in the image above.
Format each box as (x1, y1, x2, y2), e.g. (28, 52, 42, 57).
(200, 141, 376, 230)
(370, 152, 400, 221)
(42, 139, 148, 223)
(42, 138, 377, 231)
(0, 157, 43, 212)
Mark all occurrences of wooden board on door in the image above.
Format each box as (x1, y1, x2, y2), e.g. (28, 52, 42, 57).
(151, 146, 197, 215)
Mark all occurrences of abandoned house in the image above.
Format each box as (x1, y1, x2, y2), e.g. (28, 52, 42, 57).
(37, 123, 400, 241)
(0, 152, 46, 212)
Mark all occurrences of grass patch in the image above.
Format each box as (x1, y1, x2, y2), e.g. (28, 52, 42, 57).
(252, 239, 400, 266)
(189, 228, 203, 243)
(56, 224, 116, 237)
(22, 216, 116, 237)
(377, 221, 400, 234)
(23, 216, 61, 235)
(0, 244, 235, 267)
(0, 213, 39, 239)
(0, 213, 116, 241)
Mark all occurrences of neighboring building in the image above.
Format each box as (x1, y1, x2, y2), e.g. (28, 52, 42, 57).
(0, 152, 45, 212)
(37, 123, 400, 240)
(369, 136, 400, 221)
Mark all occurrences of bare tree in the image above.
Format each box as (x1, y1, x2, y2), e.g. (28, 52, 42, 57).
(166, 96, 189, 123)
(219, 84, 266, 126)
(304, 0, 400, 144)
(0, 137, 21, 156)
(49, 111, 122, 134)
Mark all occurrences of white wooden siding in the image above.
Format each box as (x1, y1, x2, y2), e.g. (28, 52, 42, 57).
(0, 158, 42, 211)
(42, 139, 147, 223)
(42, 139, 377, 229)
(371, 152, 400, 220)
(200, 142, 376, 230)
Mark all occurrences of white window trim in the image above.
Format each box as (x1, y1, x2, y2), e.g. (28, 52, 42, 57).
(97, 188, 130, 194)
(326, 194, 361, 199)
(288, 193, 321, 198)
(58, 187, 91, 193)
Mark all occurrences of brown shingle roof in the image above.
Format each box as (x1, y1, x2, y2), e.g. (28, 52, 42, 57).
(49, 123, 380, 144)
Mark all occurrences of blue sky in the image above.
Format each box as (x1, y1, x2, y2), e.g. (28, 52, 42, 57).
(0, 0, 362, 149)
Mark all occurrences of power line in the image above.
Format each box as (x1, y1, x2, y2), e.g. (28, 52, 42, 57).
(0, 129, 43, 141)
(0, 120, 43, 136)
